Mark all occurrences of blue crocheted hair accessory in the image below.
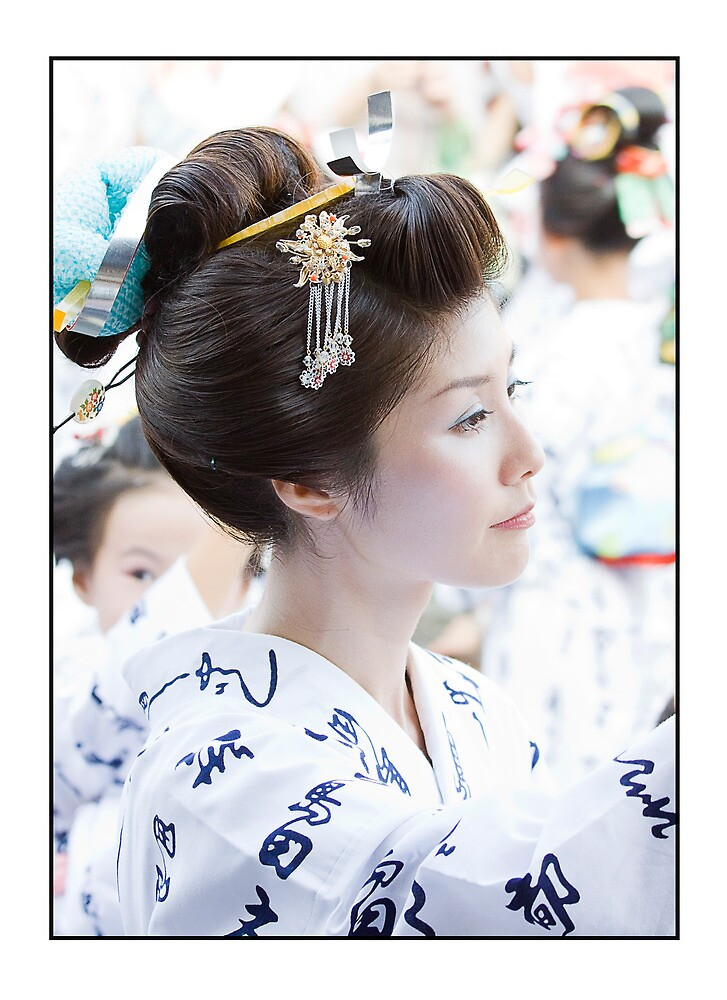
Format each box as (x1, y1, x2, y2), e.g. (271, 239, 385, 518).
(53, 146, 176, 338)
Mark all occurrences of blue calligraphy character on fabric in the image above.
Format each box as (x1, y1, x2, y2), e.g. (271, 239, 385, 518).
(443, 714, 470, 799)
(442, 671, 489, 747)
(153, 815, 176, 903)
(139, 672, 190, 718)
(175, 729, 254, 789)
(289, 780, 345, 824)
(329, 710, 358, 744)
(259, 826, 313, 880)
(426, 651, 454, 665)
(260, 780, 346, 880)
(613, 754, 676, 839)
(195, 649, 278, 707)
(129, 599, 146, 625)
(403, 880, 436, 937)
(529, 741, 540, 769)
(435, 819, 461, 858)
(349, 852, 405, 937)
(328, 709, 410, 795)
(225, 886, 279, 937)
(304, 728, 329, 741)
(505, 853, 580, 937)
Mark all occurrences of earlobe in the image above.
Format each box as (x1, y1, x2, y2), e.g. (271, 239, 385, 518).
(271, 479, 341, 521)
(71, 564, 94, 605)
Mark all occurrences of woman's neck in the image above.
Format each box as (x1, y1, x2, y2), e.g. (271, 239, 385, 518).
(242, 540, 433, 741)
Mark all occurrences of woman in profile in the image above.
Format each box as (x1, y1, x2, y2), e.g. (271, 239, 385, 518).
(55, 125, 674, 937)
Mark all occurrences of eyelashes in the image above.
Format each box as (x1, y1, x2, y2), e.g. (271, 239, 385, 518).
(508, 379, 530, 398)
(452, 379, 532, 434)
(453, 408, 494, 433)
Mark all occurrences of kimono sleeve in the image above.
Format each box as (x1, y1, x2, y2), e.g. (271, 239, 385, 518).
(117, 710, 674, 937)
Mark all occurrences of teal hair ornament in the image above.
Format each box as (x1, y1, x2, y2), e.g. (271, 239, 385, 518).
(53, 147, 176, 338)
(53, 147, 176, 434)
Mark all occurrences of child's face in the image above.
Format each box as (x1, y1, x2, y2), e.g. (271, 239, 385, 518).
(73, 478, 205, 632)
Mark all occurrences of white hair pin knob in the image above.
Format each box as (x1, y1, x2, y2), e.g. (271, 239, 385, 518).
(70, 380, 106, 424)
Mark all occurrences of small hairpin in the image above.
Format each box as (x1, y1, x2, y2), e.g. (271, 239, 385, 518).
(53, 357, 136, 435)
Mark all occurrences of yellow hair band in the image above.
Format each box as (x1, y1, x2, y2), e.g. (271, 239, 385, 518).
(216, 180, 356, 250)
(215, 171, 533, 251)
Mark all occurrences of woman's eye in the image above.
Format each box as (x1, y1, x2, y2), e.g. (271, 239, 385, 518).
(128, 568, 154, 582)
(507, 379, 531, 400)
(453, 408, 493, 434)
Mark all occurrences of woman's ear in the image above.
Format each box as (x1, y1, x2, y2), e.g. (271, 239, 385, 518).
(271, 480, 341, 521)
(71, 564, 94, 606)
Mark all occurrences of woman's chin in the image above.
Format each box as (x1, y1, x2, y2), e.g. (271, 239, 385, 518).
(438, 541, 531, 590)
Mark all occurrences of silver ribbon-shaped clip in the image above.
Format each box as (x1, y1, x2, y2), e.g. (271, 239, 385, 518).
(64, 155, 177, 338)
(327, 90, 395, 195)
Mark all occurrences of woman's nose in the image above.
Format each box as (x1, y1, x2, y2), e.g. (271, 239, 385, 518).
(500, 410, 545, 485)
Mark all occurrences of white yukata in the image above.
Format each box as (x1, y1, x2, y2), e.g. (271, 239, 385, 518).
(117, 605, 675, 937)
(54, 558, 264, 935)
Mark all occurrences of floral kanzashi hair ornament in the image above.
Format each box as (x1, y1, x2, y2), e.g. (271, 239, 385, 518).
(275, 211, 371, 389)
(216, 91, 395, 391)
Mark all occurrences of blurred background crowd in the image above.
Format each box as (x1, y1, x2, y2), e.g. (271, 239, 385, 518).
(52, 58, 675, 935)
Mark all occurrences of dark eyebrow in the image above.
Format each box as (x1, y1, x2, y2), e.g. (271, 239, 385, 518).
(431, 344, 517, 399)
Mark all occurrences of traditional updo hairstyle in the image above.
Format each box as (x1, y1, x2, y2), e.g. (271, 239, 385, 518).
(540, 86, 668, 253)
(55, 128, 510, 557)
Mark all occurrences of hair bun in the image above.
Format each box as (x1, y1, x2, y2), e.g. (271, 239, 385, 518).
(617, 86, 668, 149)
(142, 128, 327, 299)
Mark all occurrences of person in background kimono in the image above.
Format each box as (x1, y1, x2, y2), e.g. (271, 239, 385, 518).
(479, 87, 675, 788)
(54, 125, 675, 937)
(53, 417, 261, 934)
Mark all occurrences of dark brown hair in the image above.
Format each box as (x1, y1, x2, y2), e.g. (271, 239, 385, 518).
(56, 127, 509, 555)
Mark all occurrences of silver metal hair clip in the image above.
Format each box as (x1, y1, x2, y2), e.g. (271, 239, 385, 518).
(55, 155, 177, 339)
(327, 90, 395, 195)
(275, 91, 396, 390)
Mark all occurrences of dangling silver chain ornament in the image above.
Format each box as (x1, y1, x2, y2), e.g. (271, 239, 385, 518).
(275, 90, 394, 389)
(214, 91, 394, 392)
(276, 212, 370, 389)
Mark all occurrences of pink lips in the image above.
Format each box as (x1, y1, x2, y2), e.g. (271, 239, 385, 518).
(491, 503, 535, 530)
